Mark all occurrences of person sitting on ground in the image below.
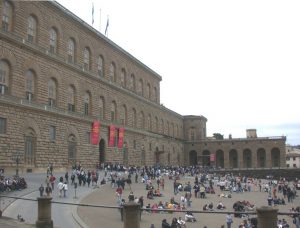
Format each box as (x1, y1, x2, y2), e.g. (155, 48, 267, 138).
(177, 216, 186, 228)
(217, 201, 226, 210)
(147, 189, 154, 199)
(162, 218, 171, 228)
(100, 178, 106, 185)
(185, 211, 197, 222)
(203, 204, 208, 211)
(208, 202, 214, 211)
(154, 188, 162, 197)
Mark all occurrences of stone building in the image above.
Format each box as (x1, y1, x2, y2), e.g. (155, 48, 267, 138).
(286, 146, 300, 168)
(0, 0, 286, 173)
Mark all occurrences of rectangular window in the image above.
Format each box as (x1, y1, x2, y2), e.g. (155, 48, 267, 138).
(68, 55, 73, 64)
(287, 164, 289, 168)
(84, 103, 89, 115)
(293, 157, 296, 161)
(133, 140, 136, 150)
(111, 111, 115, 122)
(0, 117, 7, 134)
(114, 128, 119, 147)
(0, 85, 6, 94)
(99, 108, 103, 119)
(49, 126, 56, 141)
(27, 34, 33, 43)
(86, 132, 91, 144)
(149, 142, 152, 151)
(2, 21, 8, 31)
(48, 98, 55, 107)
(293, 164, 296, 168)
(26, 92, 33, 101)
(68, 103, 75, 112)
(49, 45, 55, 54)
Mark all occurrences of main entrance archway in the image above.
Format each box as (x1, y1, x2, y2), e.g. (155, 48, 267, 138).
(257, 148, 266, 168)
(229, 149, 238, 168)
(189, 150, 197, 165)
(202, 150, 210, 167)
(216, 150, 224, 168)
(243, 149, 252, 168)
(271, 148, 280, 167)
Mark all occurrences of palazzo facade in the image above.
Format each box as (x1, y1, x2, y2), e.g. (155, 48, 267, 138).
(0, 0, 286, 173)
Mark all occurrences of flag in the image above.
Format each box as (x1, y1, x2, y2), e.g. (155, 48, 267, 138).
(105, 16, 109, 35)
(92, 3, 94, 25)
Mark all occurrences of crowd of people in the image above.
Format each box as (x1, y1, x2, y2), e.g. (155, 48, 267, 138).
(37, 163, 300, 227)
(0, 175, 27, 192)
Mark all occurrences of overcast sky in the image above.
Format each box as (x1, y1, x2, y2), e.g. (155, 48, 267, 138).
(56, 0, 300, 145)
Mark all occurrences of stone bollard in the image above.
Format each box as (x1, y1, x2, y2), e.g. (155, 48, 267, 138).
(123, 201, 140, 228)
(36, 197, 53, 228)
(256, 206, 278, 228)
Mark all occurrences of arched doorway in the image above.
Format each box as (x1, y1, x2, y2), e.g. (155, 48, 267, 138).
(216, 150, 224, 168)
(99, 139, 105, 164)
(202, 150, 210, 167)
(257, 148, 266, 168)
(271, 148, 280, 167)
(189, 150, 197, 165)
(243, 149, 252, 168)
(229, 149, 238, 168)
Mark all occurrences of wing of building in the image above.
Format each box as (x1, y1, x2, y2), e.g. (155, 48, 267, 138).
(0, 0, 286, 173)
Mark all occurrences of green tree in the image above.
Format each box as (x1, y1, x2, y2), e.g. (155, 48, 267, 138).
(213, 133, 224, 140)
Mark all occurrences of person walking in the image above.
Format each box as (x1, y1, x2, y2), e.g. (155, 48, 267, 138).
(63, 181, 68, 197)
(226, 213, 233, 228)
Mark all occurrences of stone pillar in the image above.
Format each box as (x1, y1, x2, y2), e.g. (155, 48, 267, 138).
(36, 197, 53, 228)
(256, 206, 278, 228)
(123, 201, 140, 228)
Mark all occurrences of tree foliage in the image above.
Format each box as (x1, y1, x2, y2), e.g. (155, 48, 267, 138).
(213, 133, 224, 140)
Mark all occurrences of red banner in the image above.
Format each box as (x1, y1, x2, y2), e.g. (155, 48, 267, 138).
(91, 121, 100, 145)
(108, 125, 115, 147)
(210, 154, 215, 162)
(118, 128, 124, 148)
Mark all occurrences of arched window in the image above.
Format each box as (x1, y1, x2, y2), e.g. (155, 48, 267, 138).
(2, 0, 13, 31)
(138, 79, 143, 96)
(109, 62, 116, 82)
(67, 38, 75, 63)
(27, 15, 37, 43)
(153, 87, 158, 103)
(120, 68, 126, 88)
(161, 119, 164, 134)
(0, 60, 9, 95)
(67, 86, 75, 112)
(48, 79, 56, 107)
(111, 101, 117, 122)
(139, 111, 145, 129)
(147, 83, 151, 99)
(120, 105, 127, 125)
(25, 70, 35, 101)
(68, 134, 76, 164)
(132, 108, 137, 128)
(99, 96, 105, 119)
(130, 74, 135, 91)
(155, 117, 158, 133)
(97, 55, 103, 77)
(147, 114, 151, 131)
(49, 28, 57, 53)
(83, 92, 90, 115)
(83, 47, 90, 71)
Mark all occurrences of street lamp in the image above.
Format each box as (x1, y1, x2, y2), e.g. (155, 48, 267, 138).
(12, 150, 22, 177)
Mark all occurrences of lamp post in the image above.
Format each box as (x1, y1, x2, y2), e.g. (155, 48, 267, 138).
(13, 150, 22, 177)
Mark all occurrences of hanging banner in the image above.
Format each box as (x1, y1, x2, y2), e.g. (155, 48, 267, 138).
(210, 153, 215, 162)
(118, 128, 124, 149)
(108, 125, 115, 147)
(91, 121, 100, 145)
